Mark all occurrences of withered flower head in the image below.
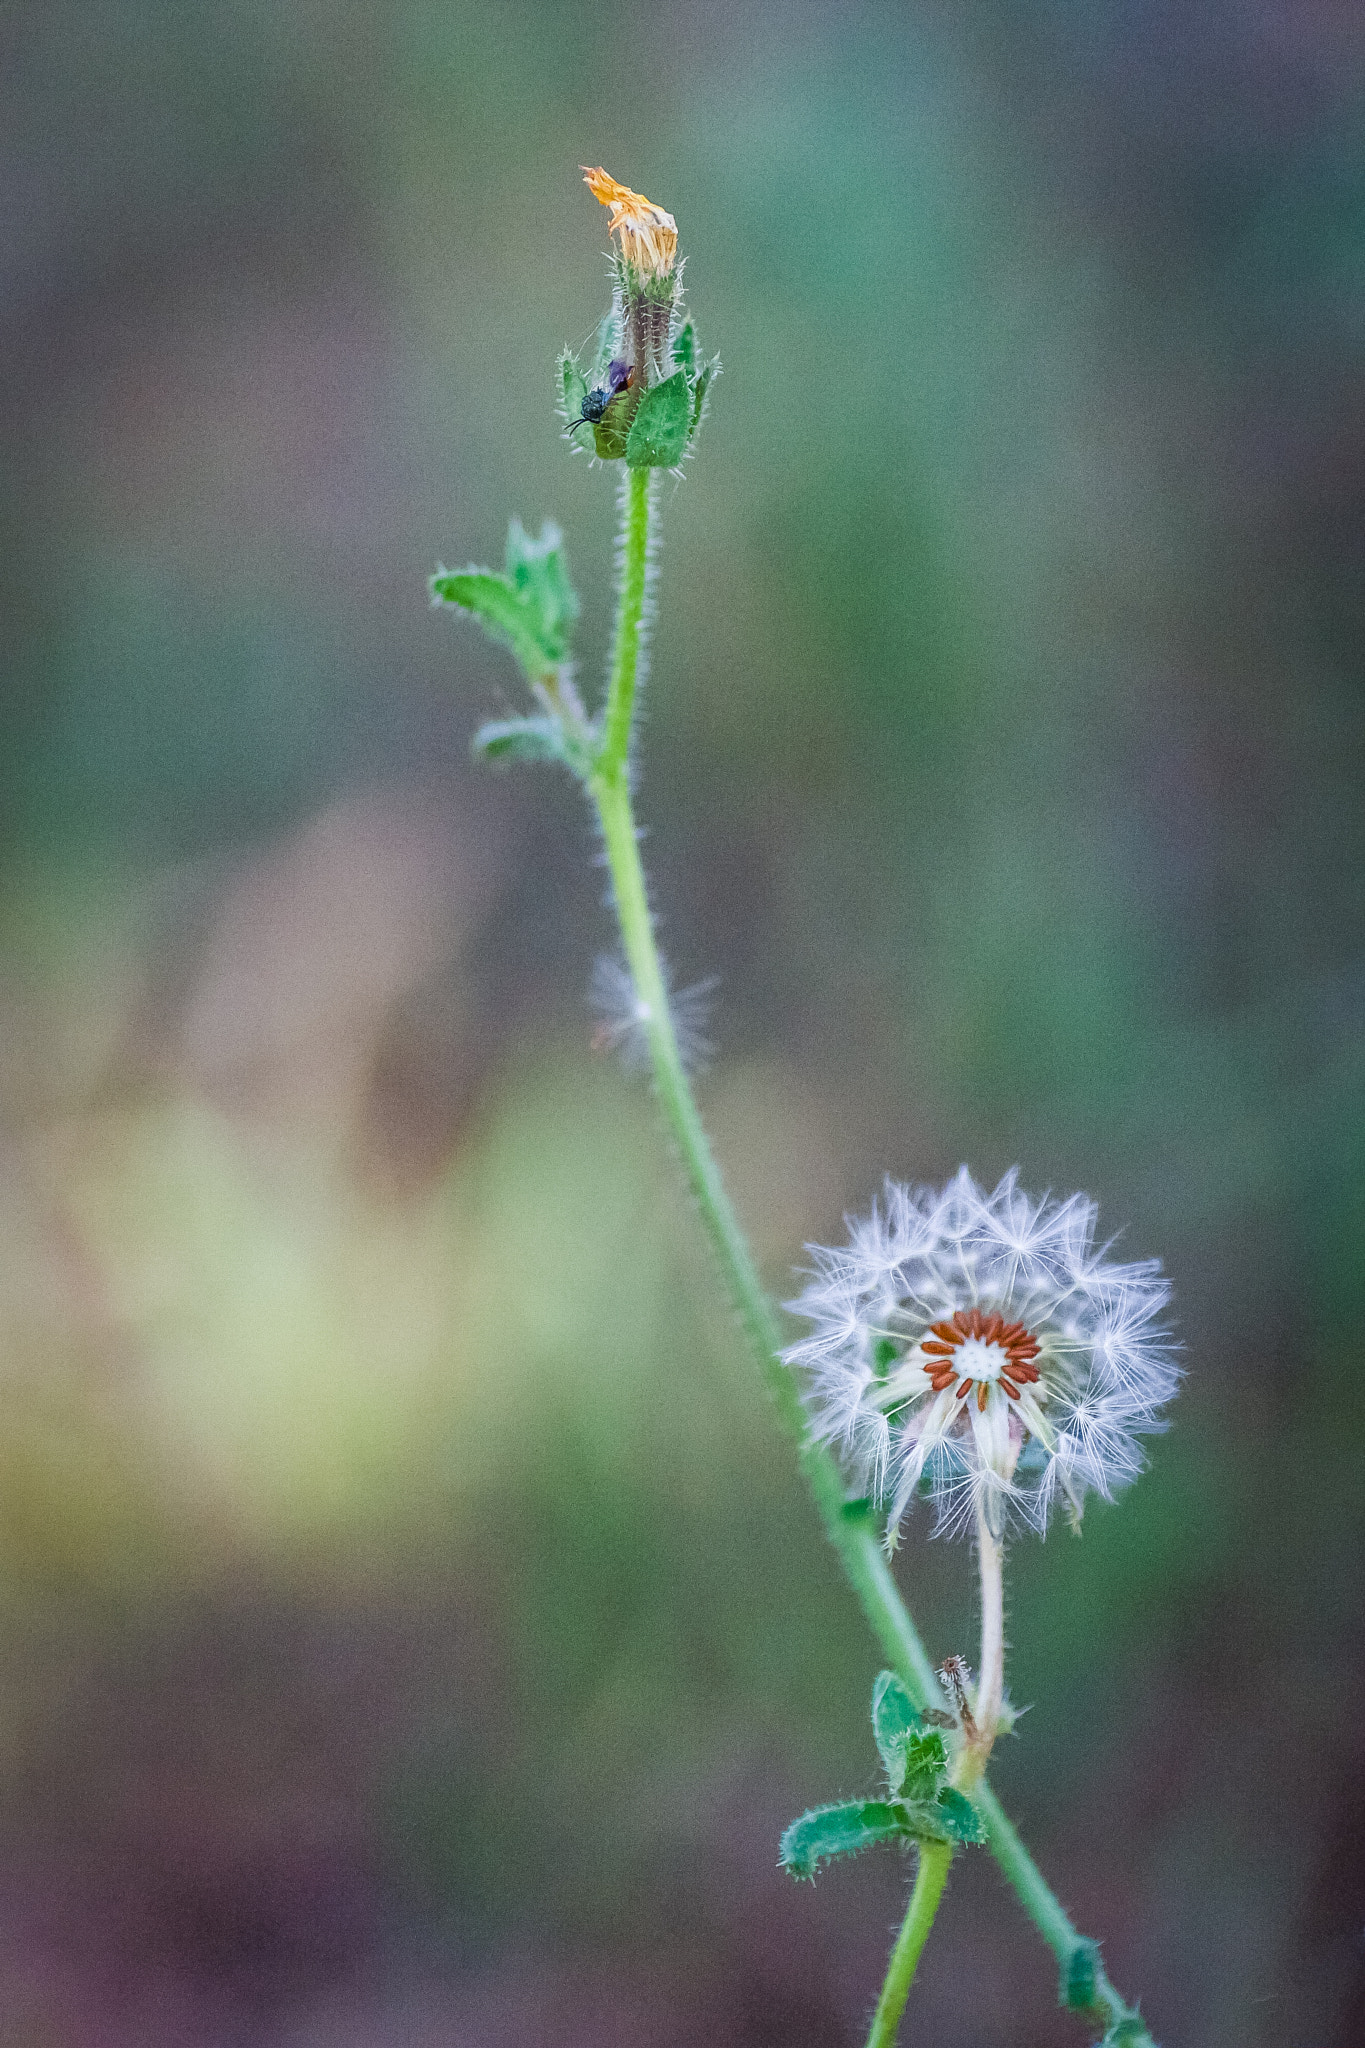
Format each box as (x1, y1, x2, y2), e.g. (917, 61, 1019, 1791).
(582, 166, 678, 280)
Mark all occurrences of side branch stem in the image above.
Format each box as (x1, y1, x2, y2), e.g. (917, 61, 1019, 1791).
(584, 472, 1153, 2047)
(864, 1842, 954, 2048)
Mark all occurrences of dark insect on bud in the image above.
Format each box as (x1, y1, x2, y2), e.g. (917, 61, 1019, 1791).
(565, 358, 634, 440)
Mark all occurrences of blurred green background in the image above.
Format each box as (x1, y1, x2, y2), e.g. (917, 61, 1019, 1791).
(0, 1, 1362, 2041)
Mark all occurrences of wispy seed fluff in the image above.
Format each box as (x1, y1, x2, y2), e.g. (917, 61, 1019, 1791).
(784, 1169, 1177, 1543)
(590, 953, 717, 1074)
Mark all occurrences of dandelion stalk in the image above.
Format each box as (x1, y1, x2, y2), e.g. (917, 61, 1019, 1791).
(969, 1512, 1005, 1781)
(587, 472, 1155, 2048)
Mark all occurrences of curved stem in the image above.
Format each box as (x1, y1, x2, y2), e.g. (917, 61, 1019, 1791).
(864, 1842, 954, 2048)
(584, 473, 1155, 2048)
(972, 1782, 1142, 2032)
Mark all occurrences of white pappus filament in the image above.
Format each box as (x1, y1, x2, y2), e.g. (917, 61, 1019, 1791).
(784, 1167, 1178, 1543)
(589, 952, 717, 1075)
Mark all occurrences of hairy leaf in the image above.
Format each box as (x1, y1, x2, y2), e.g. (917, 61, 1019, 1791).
(626, 370, 692, 468)
(892, 1800, 956, 1845)
(431, 520, 578, 681)
(901, 1728, 949, 1803)
(890, 1789, 982, 1846)
(504, 517, 578, 658)
(779, 1800, 909, 1880)
(590, 308, 619, 384)
(871, 1669, 924, 1791)
(559, 351, 587, 427)
(672, 320, 696, 373)
(690, 355, 719, 435)
(430, 570, 547, 676)
(1063, 1938, 1101, 2012)
(471, 717, 573, 768)
(926, 1786, 985, 1844)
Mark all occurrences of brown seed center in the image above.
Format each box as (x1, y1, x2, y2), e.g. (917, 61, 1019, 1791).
(918, 1307, 1042, 1407)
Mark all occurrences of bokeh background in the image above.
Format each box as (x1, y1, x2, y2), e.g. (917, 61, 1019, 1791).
(1, 1, 1362, 2041)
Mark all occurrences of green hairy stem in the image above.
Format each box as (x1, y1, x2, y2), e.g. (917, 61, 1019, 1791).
(602, 466, 653, 769)
(584, 476, 1154, 2048)
(864, 1841, 954, 2048)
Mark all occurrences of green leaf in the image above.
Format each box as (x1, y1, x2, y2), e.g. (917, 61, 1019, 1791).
(559, 350, 587, 426)
(1063, 1938, 1101, 2012)
(779, 1800, 909, 1881)
(928, 1786, 985, 1843)
(900, 1728, 949, 1803)
(672, 320, 696, 373)
(430, 569, 548, 677)
(690, 355, 719, 435)
(431, 521, 578, 681)
(471, 717, 573, 769)
(504, 517, 578, 659)
(626, 370, 692, 469)
(890, 1788, 983, 1846)
(590, 309, 619, 383)
(891, 1800, 955, 1845)
(871, 1669, 923, 1791)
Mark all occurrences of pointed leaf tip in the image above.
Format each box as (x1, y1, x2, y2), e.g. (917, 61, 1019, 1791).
(431, 520, 579, 681)
(871, 1670, 923, 1792)
(430, 568, 545, 675)
(505, 517, 578, 645)
(690, 354, 718, 437)
(559, 350, 588, 424)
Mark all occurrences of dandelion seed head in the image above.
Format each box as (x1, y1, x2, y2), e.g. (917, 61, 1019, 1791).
(784, 1167, 1178, 1543)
